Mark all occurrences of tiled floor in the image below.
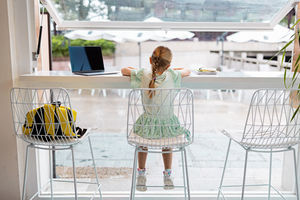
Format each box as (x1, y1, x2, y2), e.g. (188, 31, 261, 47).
(54, 89, 286, 192)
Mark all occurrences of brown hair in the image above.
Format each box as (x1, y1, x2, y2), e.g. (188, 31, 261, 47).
(148, 46, 172, 98)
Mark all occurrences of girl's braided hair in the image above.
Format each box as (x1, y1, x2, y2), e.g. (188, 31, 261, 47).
(148, 46, 172, 98)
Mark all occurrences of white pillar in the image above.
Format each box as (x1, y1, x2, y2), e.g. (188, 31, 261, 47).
(277, 54, 283, 71)
(0, 0, 21, 198)
(256, 53, 264, 71)
(228, 51, 234, 69)
(241, 52, 247, 71)
(0, 0, 38, 198)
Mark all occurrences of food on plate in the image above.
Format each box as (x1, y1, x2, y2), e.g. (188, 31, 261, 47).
(197, 67, 217, 72)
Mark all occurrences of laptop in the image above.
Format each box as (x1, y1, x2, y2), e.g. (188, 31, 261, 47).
(69, 46, 119, 76)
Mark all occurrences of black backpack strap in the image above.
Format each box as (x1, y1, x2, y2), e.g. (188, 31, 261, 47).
(51, 101, 61, 107)
(75, 127, 87, 138)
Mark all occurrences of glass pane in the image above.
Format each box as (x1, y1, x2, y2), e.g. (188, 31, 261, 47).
(51, 89, 288, 193)
(49, 0, 289, 23)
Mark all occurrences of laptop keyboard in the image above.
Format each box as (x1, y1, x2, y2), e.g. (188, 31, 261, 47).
(74, 71, 119, 76)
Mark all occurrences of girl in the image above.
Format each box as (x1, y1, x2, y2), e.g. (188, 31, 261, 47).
(121, 46, 191, 191)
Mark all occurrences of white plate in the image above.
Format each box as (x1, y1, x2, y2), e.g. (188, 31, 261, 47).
(195, 71, 217, 75)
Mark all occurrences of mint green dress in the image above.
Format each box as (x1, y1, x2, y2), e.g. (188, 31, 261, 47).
(131, 68, 190, 140)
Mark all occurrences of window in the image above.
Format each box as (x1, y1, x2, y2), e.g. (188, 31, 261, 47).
(33, 0, 298, 198)
(43, 0, 295, 30)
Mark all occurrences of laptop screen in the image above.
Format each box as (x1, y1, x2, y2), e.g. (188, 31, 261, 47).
(69, 46, 105, 72)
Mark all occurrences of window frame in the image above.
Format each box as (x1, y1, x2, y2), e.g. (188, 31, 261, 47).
(42, 0, 297, 31)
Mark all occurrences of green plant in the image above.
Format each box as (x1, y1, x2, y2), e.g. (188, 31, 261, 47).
(277, 19, 300, 120)
(51, 35, 116, 59)
(52, 35, 69, 58)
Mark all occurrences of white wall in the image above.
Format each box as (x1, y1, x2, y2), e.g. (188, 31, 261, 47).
(0, 0, 21, 198)
(0, 0, 37, 199)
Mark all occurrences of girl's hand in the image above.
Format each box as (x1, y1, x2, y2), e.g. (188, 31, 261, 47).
(180, 68, 191, 77)
(121, 67, 134, 76)
(172, 67, 191, 77)
(173, 67, 184, 70)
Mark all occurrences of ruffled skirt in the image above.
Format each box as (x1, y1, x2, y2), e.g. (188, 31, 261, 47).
(133, 113, 190, 140)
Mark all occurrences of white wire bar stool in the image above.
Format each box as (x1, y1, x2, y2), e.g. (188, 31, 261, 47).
(126, 88, 194, 200)
(218, 89, 300, 200)
(10, 88, 102, 200)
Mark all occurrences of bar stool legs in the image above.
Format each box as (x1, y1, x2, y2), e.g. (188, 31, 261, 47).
(130, 147, 190, 200)
(130, 148, 139, 200)
(241, 149, 249, 200)
(218, 142, 300, 200)
(88, 136, 103, 199)
(267, 150, 272, 200)
(71, 146, 78, 200)
(49, 150, 54, 200)
(293, 148, 300, 200)
(183, 148, 191, 200)
(181, 150, 187, 200)
(22, 145, 31, 200)
(217, 139, 232, 200)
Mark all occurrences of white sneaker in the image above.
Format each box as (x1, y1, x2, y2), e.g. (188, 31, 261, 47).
(163, 175, 174, 190)
(136, 174, 147, 191)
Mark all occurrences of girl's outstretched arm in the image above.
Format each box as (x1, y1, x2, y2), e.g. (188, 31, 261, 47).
(121, 67, 136, 76)
(173, 68, 191, 77)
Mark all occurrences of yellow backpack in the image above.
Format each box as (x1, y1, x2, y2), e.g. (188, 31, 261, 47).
(22, 102, 85, 141)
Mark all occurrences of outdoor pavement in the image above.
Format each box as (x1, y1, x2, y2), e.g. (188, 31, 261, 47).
(54, 89, 286, 193)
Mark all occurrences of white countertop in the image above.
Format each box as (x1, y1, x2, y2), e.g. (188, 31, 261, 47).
(16, 70, 293, 89)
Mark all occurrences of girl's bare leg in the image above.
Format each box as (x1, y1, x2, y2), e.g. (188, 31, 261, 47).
(138, 147, 148, 169)
(137, 147, 148, 192)
(162, 148, 172, 170)
(162, 148, 174, 190)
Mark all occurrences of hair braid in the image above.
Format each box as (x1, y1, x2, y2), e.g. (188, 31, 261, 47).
(148, 61, 158, 98)
(148, 46, 172, 98)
